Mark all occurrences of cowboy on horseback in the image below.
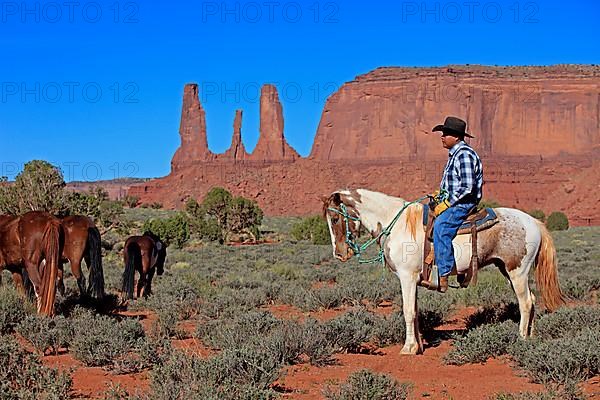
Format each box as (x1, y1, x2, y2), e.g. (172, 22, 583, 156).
(429, 116, 483, 293)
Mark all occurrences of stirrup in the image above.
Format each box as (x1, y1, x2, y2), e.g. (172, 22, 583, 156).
(419, 265, 440, 291)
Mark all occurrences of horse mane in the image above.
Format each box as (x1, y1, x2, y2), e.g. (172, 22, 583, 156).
(143, 230, 161, 242)
(404, 203, 423, 240)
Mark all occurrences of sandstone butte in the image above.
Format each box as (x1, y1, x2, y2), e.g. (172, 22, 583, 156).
(128, 65, 600, 226)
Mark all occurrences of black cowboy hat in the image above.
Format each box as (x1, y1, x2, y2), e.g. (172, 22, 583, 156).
(432, 116, 474, 138)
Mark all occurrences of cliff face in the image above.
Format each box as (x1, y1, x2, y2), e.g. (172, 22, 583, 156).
(133, 65, 600, 226)
(219, 110, 248, 161)
(250, 84, 300, 162)
(171, 84, 211, 170)
(309, 66, 600, 160)
(170, 83, 298, 168)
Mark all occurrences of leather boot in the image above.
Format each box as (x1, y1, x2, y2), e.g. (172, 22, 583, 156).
(438, 275, 449, 293)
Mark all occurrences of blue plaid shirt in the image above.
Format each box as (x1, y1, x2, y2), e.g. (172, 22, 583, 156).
(440, 141, 483, 206)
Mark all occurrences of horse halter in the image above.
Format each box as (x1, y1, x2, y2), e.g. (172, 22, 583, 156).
(327, 203, 362, 256)
(327, 194, 431, 267)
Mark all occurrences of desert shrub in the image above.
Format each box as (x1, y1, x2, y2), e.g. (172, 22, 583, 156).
(0, 285, 32, 334)
(227, 196, 263, 240)
(185, 188, 264, 243)
(196, 216, 223, 242)
(465, 303, 520, 330)
(527, 209, 546, 222)
(143, 212, 190, 248)
(123, 195, 140, 208)
(138, 336, 173, 368)
(291, 215, 330, 244)
(546, 212, 569, 231)
(445, 321, 519, 365)
(301, 318, 335, 366)
(338, 271, 402, 306)
(17, 315, 74, 354)
(418, 291, 453, 332)
(561, 273, 600, 300)
(196, 311, 280, 350)
(534, 305, 600, 340)
(494, 390, 584, 400)
(104, 383, 146, 400)
(201, 187, 233, 242)
(0, 335, 72, 399)
(0, 160, 68, 215)
(197, 310, 334, 367)
(323, 308, 379, 353)
(276, 284, 314, 311)
(371, 311, 406, 347)
(509, 328, 600, 384)
(70, 309, 145, 367)
(258, 321, 306, 365)
(68, 187, 127, 233)
(150, 350, 277, 400)
(323, 369, 411, 400)
(201, 287, 270, 318)
(133, 275, 200, 320)
(309, 285, 346, 310)
(202, 187, 232, 224)
(450, 270, 516, 307)
(185, 198, 223, 242)
(150, 307, 180, 339)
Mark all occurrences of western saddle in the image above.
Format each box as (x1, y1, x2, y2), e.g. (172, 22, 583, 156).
(420, 205, 498, 289)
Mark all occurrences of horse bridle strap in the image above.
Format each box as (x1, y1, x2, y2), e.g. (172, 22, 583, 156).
(328, 195, 429, 268)
(327, 203, 363, 257)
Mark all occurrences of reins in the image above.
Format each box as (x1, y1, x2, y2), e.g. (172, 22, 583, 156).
(328, 195, 430, 269)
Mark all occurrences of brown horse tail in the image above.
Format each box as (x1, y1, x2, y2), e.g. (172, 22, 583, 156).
(534, 221, 566, 312)
(39, 219, 61, 316)
(87, 227, 105, 299)
(122, 242, 139, 300)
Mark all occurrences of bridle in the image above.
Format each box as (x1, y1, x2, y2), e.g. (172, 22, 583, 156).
(327, 194, 430, 267)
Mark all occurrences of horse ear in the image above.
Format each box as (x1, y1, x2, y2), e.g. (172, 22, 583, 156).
(333, 192, 341, 205)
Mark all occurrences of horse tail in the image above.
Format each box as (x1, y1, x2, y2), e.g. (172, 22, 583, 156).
(122, 242, 138, 300)
(86, 226, 105, 299)
(39, 219, 61, 316)
(534, 221, 566, 312)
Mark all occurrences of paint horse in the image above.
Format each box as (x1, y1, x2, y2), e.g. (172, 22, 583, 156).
(122, 231, 166, 300)
(59, 215, 105, 299)
(0, 211, 62, 316)
(322, 189, 565, 355)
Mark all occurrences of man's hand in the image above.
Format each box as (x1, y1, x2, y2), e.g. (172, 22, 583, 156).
(434, 199, 451, 216)
(429, 189, 440, 199)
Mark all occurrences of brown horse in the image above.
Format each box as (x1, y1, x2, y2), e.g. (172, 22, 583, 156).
(0, 211, 62, 316)
(0, 215, 25, 291)
(122, 231, 166, 300)
(59, 215, 105, 299)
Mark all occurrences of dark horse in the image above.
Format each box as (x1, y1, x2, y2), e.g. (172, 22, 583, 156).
(0, 215, 25, 291)
(122, 232, 166, 300)
(59, 215, 105, 299)
(0, 211, 62, 315)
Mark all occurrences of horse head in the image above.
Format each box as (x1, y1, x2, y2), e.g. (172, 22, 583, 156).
(321, 190, 362, 262)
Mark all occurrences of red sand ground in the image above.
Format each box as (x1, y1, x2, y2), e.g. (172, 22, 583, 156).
(34, 306, 599, 399)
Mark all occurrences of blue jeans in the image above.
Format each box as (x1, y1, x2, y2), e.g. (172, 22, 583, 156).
(433, 202, 477, 277)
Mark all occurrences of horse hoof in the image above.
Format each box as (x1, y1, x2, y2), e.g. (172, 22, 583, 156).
(400, 343, 419, 355)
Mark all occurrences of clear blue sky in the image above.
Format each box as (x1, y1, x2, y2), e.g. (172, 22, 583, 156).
(1, 0, 598, 181)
